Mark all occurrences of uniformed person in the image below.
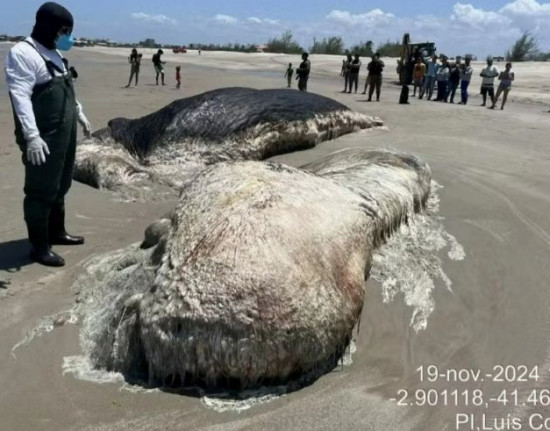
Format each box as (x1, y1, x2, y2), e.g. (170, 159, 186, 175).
(341, 53, 352, 93)
(4, 2, 92, 266)
(296, 52, 311, 92)
(347, 53, 361, 93)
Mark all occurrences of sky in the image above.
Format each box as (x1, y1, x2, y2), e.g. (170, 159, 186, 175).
(1, 0, 550, 57)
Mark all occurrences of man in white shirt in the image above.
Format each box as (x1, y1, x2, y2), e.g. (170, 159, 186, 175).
(479, 56, 499, 107)
(4, 2, 92, 267)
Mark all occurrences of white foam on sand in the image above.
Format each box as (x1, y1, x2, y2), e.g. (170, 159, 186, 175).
(119, 382, 161, 394)
(61, 352, 289, 411)
(340, 340, 357, 367)
(63, 355, 164, 394)
(11, 309, 78, 358)
(60, 340, 358, 412)
(370, 181, 465, 332)
(61, 352, 287, 412)
(62, 355, 125, 384)
(201, 386, 288, 413)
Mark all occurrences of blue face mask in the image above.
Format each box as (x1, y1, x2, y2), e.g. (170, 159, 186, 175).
(56, 33, 74, 51)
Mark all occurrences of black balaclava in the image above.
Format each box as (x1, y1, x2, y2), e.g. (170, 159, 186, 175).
(31, 2, 73, 50)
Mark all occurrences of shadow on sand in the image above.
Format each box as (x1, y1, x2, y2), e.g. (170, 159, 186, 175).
(0, 238, 32, 273)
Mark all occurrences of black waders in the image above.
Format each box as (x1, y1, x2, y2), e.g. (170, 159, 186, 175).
(12, 42, 83, 266)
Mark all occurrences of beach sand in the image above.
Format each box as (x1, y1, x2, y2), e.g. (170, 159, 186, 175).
(2, 44, 550, 430)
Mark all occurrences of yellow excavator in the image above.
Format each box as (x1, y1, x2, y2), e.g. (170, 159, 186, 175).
(396, 33, 437, 84)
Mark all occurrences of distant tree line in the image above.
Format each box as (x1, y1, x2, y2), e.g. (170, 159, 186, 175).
(139, 38, 161, 48)
(69, 33, 400, 56)
(0, 34, 25, 42)
(264, 30, 303, 54)
(376, 39, 403, 57)
(308, 34, 401, 57)
(310, 36, 346, 55)
(4, 30, 550, 60)
(347, 40, 374, 57)
(260, 30, 406, 56)
(187, 42, 258, 53)
(265, 30, 550, 60)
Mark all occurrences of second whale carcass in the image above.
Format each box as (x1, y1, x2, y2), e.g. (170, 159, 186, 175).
(73, 87, 382, 191)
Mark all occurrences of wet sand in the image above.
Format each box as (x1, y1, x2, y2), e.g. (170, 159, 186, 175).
(2, 44, 550, 430)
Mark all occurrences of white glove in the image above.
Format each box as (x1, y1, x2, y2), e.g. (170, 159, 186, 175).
(26, 136, 50, 166)
(78, 113, 92, 139)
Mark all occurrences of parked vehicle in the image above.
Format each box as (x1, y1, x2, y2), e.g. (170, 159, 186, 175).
(396, 33, 437, 85)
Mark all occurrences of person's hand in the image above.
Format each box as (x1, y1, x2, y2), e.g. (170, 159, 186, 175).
(26, 136, 50, 166)
(78, 112, 92, 139)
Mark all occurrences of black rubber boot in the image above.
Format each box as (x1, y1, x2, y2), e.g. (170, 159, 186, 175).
(49, 205, 85, 246)
(28, 225, 65, 267)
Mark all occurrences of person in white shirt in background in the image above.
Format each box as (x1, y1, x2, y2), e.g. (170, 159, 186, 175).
(458, 57, 473, 105)
(479, 56, 499, 107)
(4, 2, 92, 267)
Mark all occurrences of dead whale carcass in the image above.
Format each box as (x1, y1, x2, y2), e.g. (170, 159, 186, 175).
(73, 88, 382, 191)
(79, 149, 431, 390)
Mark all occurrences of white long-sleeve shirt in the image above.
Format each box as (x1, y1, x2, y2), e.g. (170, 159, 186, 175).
(4, 37, 83, 141)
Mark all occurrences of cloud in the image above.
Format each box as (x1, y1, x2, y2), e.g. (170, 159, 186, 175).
(130, 12, 176, 25)
(139, 2, 548, 58)
(325, 9, 396, 26)
(315, 2, 550, 57)
(213, 14, 239, 24)
(247, 17, 280, 25)
(450, 3, 512, 26)
(500, 0, 550, 16)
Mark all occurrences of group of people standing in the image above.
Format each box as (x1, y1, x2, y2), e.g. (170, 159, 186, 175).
(285, 50, 386, 100)
(340, 52, 385, 101)
(125, 48, 181, 88)
(412, 54, 472, 104)
(288, 51, 515, 111)
(411, 54, 514, 110)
